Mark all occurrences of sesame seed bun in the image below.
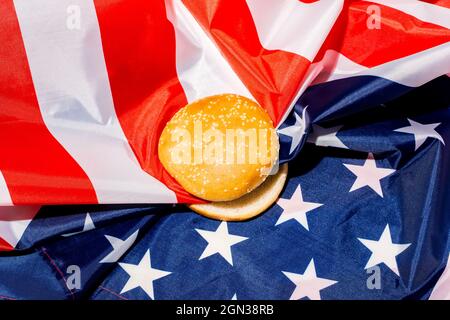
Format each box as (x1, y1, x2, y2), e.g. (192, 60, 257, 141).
(189, 163, 288, 221)
(158, 94, 279, 202)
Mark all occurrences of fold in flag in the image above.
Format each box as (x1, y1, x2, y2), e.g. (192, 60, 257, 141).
(0, 0, 449, 300)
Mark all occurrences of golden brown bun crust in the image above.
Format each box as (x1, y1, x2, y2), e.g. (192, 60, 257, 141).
(189, 164, 288, 221)
(158, 94, 279, 201)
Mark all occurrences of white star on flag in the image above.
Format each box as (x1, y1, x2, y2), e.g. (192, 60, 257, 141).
(275, 185, 323, 230)
(343, 153, 395, 197)
(358, 224, 411, 276)
(307, 124, 348, 149)
(62, 213, 95, 237)
(99, 229, 139, 263)
(283, 259, 337, 300)
(119, 250, 171, 299)
(394, 118, 445, 151)
(278, 107, 308, 155)
(195, 222, 248, 266)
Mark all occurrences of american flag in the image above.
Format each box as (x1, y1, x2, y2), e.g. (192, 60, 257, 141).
(0, 0, 449, 300)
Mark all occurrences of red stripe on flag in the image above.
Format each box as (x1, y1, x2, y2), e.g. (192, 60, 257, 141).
(0, 237, 13, 252)
(420, 0, 450, 9)
(0, 1, 98, 204)
(315, 1, 450, 67)
(182, 0, 311, 125)
(94, 0, 200, 203)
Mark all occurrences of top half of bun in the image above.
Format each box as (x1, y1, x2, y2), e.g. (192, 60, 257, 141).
(158, 94, 279, 202)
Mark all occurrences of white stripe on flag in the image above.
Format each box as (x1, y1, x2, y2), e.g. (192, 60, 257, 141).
(245, 0, 344, 126)
(310, 42, 450, 87)
(246, 0, 344, 61)
(13, 0, 176, 203)
(365, 0, 450, 29)
(0, 171, 12, 205)
(166, 0, 253, 102)
(0, 206, 40, 248)
(429, 254, 450, 300)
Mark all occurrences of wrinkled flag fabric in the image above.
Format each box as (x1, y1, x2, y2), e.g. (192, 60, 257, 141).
(0, 0, 449, 300)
